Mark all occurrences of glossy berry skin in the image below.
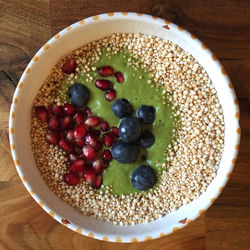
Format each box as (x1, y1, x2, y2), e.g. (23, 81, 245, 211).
(60, 116, 73, 130)
(84, 107, 92, 118)
(48, 115, 60, 131)
(138, 130, 155, 148)
(59, 139, 73, 153)
(51, 104, 64, 117)
(73, 111, 85, 124)
(74, 124, 86, 139)
(100, 121, 109, 132)
(105, 89, 116, 101)
(69, 83, 90, 107)
(118, 117, 142, 143)
(63, 104, 75, 115)
(136, 105, 156, 124)
(62, 59, 77, 74)
(35, 106, 48, 122)
(82, 145, 96, 162)
(111, 99, 133, 118)
(64, 173, 79, 186)
(110, 127, 119, 137)
(130, 165, 157, 191)
(85, 116, 101, 127)
(69, 159, 85, 173)
(98, 66, 114, 77)
(111, 140, 140, 164)
(46, 131, 59, 145)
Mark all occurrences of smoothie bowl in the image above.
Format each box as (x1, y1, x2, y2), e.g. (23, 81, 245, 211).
(9, 12, 240, 242)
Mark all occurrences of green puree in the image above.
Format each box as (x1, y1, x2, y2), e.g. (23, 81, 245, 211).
(63, 50, 174, 195)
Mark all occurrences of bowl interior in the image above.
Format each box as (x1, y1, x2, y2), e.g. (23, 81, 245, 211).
(10, 13, 240, 242)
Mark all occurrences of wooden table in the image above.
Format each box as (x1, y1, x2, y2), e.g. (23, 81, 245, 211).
(1, 1, 250, 249)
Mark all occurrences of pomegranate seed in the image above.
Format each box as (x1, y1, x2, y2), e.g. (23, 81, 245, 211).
(105, 89, 116, 101)
(63, 104, 75, 115)
(110, 127, 119, 137)
(91, 129, 101, 136)
(92, 159, 104, 173)
(51, 104, 63, 117)
(48, 115, 60, 131)
(84, 132, 98, 147)
(103, 161, 109, 169)
(101, 149, 112, 161)
(69, 159, 85, 173)
(64, 173, 79, 186)
(59, 139, 73, 153)
(93, 140, 102, 152)
(66, 129, 74, 142)
(46, 131, 59, 145)
(62, 59, 77, 74)
(73, 111, 84, 124)
(102, 132, 115, 147)
(59, 131, 65, 140)
(84, 107, 92, 118)
(95, 79, 111, 91)
(94, 175, 103, 189)
(85, 116, 101, 127)
(60, 116, 73, 129)
(74, 124, 86, 139)
(82, 145, 96, 162)
(115, 71, 124, 83)
(35, 106, 48, 122)
(69, 152, 78, 162)
(84, 168, 96, 186)
(98, 66, 114, 77)
(100, 121, 110, 132)
(75, 137, 85, 148)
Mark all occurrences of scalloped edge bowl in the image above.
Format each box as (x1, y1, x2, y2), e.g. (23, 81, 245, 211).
(9, 12, 240, 243)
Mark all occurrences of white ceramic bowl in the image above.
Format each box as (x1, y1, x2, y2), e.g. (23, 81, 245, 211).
(9, 12, 240, 243)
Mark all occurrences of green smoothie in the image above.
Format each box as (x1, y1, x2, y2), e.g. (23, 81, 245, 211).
(60, 50, 174, 195)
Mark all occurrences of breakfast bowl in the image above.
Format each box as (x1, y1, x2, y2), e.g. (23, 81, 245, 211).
(9, 12, 240, 242)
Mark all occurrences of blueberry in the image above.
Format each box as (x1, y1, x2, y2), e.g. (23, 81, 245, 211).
(130, 165, 157, 191)
(138, 130, 155, 148)
(119, 117, 142, 143)
(111, 140, 140, 164)
(112, 99, 133, 118)
(69, 83, 90, 107)
(136, 105, 156, 124)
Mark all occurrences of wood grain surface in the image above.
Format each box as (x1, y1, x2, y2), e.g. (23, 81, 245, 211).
(1, 0, 250, 249)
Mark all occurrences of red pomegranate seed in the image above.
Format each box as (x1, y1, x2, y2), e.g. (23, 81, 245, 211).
(93, 140, 102, 152)
(110, 127, 119, 137)
(62, 59, 77, 74)
(35, 106, 48, 122)
(101, 149, 112, 161)
(48, 115, 60, 131)
(115, 71, 124, 83)
(51, 104, 63, 117)
(100, 121, 110, 132)
(59, 131, 65, 140)
(105, 89, 116, 101)
(59, 139, 73, 153)
(75, 137, 85, 148)
(84, 132, 98, 147)
(69, 159, 85, 173)
(66, 129, 74, 142)
(46, 131, 59, 145)
(103, 161, 109, 169)
(95, 79, 111, 91)
(102, 132, 115, 147)
(69, 152, 78, 162)
(63, 103, 75, 115)
(84, 107, 92, 118)
(82, 145, 96, 161)
(91, 129, 101, 136)
(84, 168, 96, 186)
(92, 159, 104, 173)
(60, 116, 73, 129)
(98, 66, 114, 77)
(85, 116, 101, 127)
(64, 173, 79, 186)
(73, 111, 84, 124)
(94, 175, 103, 189)
(74, 124, 86, 139)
